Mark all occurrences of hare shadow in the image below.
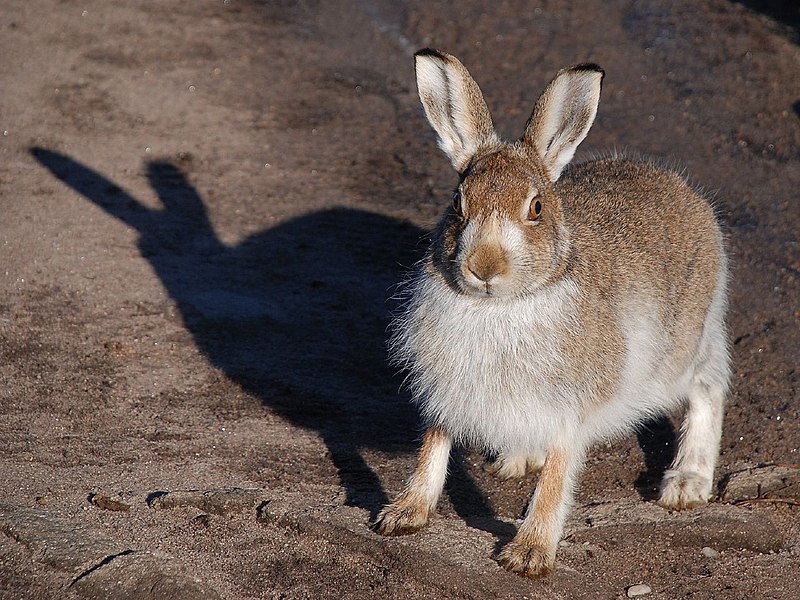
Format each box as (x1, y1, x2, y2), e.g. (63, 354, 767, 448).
(730, 1, 800, 43)
(634, 415, 678, 500)
(31, 147, 504, 526)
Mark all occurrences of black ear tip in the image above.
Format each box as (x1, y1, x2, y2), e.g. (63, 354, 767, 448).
(415, 48, 447, 61)
(572, 63, 605, 79)
(30, 146, 64, 165)
(30, 146, 49, 159)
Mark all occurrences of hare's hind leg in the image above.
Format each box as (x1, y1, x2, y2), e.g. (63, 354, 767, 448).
(372, 426, 451, 536)
(658, 381, 724, 509)
(487, 451, 546, 480)
(659, 325, 730, 510)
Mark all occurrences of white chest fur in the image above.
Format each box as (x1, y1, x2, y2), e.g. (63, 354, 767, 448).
(392, 276, 583, 455)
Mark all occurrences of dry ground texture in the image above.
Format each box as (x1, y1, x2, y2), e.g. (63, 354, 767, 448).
(1, 1, 799, 599)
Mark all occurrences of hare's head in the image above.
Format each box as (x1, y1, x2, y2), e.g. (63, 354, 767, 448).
(415, 49, 603, 298)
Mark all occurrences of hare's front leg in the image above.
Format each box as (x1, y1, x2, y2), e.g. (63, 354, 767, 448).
(372, 426, 451, 536)
(498, 446, 582, 578)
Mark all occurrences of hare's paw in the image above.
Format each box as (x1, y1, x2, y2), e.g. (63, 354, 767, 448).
(486, 453, 545, 480)
(658, 469, 712, 510)
(497, 539, 555, 579)
(372, 498, 429, 537)
(487, 455, 528, 479)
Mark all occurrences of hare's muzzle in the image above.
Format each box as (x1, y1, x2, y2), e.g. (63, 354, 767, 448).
(462, 242, 510, 294)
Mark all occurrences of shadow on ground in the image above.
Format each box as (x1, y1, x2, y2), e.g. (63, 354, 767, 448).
(635, 415, 678, 500)
(732, 0, 800, 42)
(31, 148, 507, 526)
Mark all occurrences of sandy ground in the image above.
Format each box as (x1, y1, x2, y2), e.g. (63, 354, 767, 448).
(1, 1, 799, 598)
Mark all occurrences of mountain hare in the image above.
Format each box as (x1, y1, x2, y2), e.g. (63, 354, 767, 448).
(372, 49, 731, 579)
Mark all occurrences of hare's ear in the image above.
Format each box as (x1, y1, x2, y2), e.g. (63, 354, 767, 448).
(415, 49, 498, 172)
(523, 64, 604, 182)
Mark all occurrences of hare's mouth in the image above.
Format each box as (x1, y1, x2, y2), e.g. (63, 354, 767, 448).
(459, 276, 511, 299)
(459, 267, 511, 298)
(466, 284, 494, 297)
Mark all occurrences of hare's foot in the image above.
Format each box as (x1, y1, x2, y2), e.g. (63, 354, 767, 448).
(497, 539, 555, 579)
(486, 453, 545, 480)
(658, 469, 712, 510)
(372, 496, 430, 536)
(373, 426, 451, 536)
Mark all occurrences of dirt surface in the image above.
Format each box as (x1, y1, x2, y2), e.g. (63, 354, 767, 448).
(1, 1, 799, 598)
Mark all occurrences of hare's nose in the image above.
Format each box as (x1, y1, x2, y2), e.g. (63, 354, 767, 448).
(466, 263, 503, 283)
(465, 246, 509, 284)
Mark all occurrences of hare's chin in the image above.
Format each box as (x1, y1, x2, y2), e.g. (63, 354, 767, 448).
(458, 280, 514, 298)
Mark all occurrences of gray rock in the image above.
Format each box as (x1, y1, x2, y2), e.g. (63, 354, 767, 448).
(575, 512, 785, 554)
(148, 487, 268, 515)
(720, 464, 800, 503)
(71, 550, 220, 600)
(627, 583, 652, 597)
(0, 502, 220, 599)
(255, 498, 291, 526)
(669, 514, 785, 553)
(0, 501, 125, 572)
(701, 546, 720, 558)
(88, 493, 130, 512)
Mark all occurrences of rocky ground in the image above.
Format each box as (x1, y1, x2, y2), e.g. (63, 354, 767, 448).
(1, 1, 799, 598)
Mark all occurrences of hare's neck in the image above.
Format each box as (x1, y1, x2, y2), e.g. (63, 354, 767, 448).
(397, 273, 581, 382)
(473, 277, 575, 320)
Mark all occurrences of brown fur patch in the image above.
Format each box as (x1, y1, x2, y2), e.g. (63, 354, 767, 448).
(413, 425, 448, 483)
(466, 242, 508, 281)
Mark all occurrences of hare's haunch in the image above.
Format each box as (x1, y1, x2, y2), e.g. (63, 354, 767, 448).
(372, 49, 730, 580)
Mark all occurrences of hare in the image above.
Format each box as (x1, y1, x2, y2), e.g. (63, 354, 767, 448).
(372, 49, 731, 579)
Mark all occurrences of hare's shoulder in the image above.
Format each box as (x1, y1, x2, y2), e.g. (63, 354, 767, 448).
(555, 157, 723, 304)
(557, 158, 694, 208)
(556, 158, 715, 234)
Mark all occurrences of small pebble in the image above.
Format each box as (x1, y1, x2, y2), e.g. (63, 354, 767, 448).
(702, 546, 720, 558)
(88, 493, 130, 512)
(191, 513, 211, 528)
(255, 498, 288, 525)
(627, 584, 652, 597)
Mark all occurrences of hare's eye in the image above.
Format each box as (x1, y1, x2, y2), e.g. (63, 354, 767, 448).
(528, 197, 543, 221)
(452, 191, 463, 216)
